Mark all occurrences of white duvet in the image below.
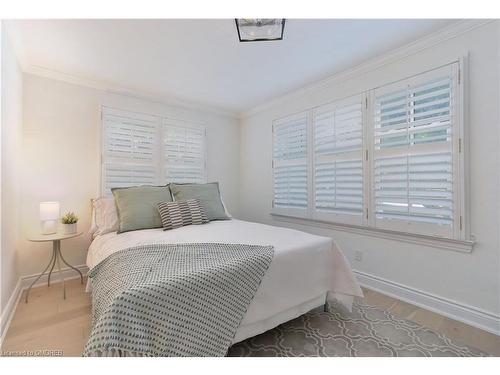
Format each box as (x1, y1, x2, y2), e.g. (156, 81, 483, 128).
(87, 219, 363, 343)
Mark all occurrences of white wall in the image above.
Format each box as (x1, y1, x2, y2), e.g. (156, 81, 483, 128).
(19, 74, 240, 277)
(1, 25, 23, 321)
(239, 22, 500, 317)
(3, 20, 499, 335)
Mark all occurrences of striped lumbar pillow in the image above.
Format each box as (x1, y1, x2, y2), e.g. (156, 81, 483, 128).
(157, 199, 209, 230)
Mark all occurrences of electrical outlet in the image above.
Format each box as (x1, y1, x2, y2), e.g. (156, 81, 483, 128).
(354, 250, 363, 262)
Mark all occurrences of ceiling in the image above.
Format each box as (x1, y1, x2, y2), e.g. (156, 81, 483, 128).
(9, 19, 458, 115)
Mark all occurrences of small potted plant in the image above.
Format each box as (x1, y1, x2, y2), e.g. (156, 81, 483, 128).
(61, 212, 78, 234)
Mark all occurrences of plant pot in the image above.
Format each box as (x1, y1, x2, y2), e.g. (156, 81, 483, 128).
(63, 223, 77, 235)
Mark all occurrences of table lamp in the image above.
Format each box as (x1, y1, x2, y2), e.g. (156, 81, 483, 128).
(40, 201, 60, 234)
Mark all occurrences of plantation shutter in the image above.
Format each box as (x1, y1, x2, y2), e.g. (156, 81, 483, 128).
(272, 112, 309, 217)
(102, 108, 160, 194)
(163, 119, 207, 184)
(372, 63, 458, 237)
(313, 95, 365, 225)
(102, 108, 208, 195)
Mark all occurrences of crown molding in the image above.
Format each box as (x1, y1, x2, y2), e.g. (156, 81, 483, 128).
(15, 20, 495, 120)
(22, 64, 240, 119)
(240, 19, 495, 119)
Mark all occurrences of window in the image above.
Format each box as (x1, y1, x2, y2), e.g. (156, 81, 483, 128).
(163, 118, 207, 184)
(272, 112, 309, 217)
(372, 64, 458, 238)
(313, 95, 365, 225)
(272, 62, 465, 240)
(102, 107, 206, 194)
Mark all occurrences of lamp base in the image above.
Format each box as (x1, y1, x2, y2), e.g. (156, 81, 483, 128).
(41, 220, 57, 235)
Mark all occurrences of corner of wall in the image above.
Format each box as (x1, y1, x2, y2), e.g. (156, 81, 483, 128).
(0, 20, 23, 332)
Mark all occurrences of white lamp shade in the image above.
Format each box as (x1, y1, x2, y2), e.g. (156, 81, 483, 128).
(40, 201, 60, 221)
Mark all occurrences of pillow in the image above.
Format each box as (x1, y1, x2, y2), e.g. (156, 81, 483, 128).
(112, 185, 173, 233)
(169, 182, 231, 221)
(157, 199, 209, 230)
(218, 189, 232, 218)
(90, 197, 119, 238)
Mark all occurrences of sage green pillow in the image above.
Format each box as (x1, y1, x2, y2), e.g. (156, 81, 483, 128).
(169, 182, 230, 221)
(112, 185, 173, 233)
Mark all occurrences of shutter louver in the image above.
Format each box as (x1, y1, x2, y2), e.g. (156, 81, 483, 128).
(104, 164, 157, 191)
(313, 97, 364, 224)
(104, 116, 157, 161)
(102, 109, 160, 195)
(274, 164, 308, 209)
(374, 77, 452, 150)
(373, 64, 456, 236)
(374, 152, 453, 225)
(163, 120, 206, 184)
(273, 112, 308, 215)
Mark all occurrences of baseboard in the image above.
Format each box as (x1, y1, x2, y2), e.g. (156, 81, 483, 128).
(354, 270, 500, 336)
(0, 264, 89, 346)
(0, 279, 22, 348)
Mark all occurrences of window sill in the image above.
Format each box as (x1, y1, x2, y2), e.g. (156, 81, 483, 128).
(270, 213, 475, 253)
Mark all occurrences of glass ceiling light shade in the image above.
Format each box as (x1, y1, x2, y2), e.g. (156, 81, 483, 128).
(235, 19, 285, 42)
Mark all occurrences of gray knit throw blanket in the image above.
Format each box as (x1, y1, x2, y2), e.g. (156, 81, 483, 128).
(83, 243, 274, 357)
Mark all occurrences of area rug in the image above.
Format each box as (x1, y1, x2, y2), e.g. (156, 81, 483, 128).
(227, 301, 487, 357)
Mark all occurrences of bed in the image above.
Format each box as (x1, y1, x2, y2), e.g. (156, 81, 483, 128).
(86, 218, 363, 345)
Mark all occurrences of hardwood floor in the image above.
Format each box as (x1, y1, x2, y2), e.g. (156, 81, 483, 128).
(1, 278, 499, 356)
(361, 288, 500, 356)
(2, 278, 91, 357)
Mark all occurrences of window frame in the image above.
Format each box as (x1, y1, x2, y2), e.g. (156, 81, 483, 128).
(101, 106, 207, 195)
(271, 59, 468, 242)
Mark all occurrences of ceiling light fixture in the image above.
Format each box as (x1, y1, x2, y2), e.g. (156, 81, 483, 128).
(235, 19, 285, 42)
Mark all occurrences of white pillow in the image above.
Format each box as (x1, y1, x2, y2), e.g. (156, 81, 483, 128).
(90, 197, 119, 238)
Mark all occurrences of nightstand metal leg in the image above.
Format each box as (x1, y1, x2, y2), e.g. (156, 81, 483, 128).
(54, 240, 66, 299)
(47, 251, 57, 286)
(27, 232, 84, 302)
(25, 248, 56, 303)
(58, 245, 84, 284)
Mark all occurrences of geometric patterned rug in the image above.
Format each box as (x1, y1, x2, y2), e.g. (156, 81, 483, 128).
(228, 301, 488, 357)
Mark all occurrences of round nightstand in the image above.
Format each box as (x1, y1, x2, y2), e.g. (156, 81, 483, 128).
(26, 232, 84, 303)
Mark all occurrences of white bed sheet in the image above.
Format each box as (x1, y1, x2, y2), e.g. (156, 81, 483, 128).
(86, 219, 363, 343)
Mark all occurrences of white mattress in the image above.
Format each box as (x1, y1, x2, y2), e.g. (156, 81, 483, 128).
(86, 219, 363, 343)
